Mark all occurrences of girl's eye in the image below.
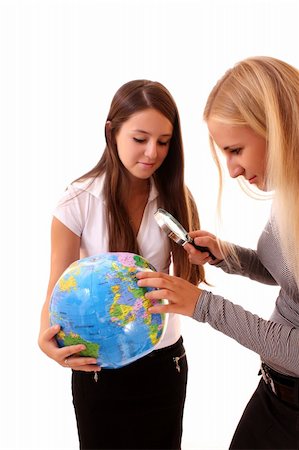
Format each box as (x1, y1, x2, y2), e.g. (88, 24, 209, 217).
(230, 147, 241, 155)
(133, 138, 146, 143)
(158, 141, 170, 146)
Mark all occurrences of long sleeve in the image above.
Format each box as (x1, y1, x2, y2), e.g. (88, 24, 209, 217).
(194, 217, 299, 377)
(193, 290, 299, 376)
(216, 245, 278, 285)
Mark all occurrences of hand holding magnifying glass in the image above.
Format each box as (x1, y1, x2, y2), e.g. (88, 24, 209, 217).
(154, 208, 216, 261)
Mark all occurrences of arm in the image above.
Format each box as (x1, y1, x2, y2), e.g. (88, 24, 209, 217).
(215, 245, 277, 285)
(38, 217, 101, 372)
(136, 271, 299, 376)
(186, 231, 277, 285)
(194, 290, 298, 375)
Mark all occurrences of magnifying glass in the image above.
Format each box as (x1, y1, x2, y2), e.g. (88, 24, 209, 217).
(154, 208, 216, 260)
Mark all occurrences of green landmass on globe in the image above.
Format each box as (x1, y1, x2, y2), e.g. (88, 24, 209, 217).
(58, 331, 100, 359)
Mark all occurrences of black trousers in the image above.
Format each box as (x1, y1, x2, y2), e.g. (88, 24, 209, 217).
(72, 337, 187, 450)
(230, 377, 299, 449)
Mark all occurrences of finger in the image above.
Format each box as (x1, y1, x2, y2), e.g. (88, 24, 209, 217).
(60, 344, 87, 357)
(62, 355, 99, 368)
(184, 242, 212, 261)
(182, 242, 194, 253)
(184, 243, 208, 259)
(42, 324, 60, 340)
(188, 253, 210, 265)
(189, 247, 210, 258)
(193, 236, 215, 247)
(72, 365, 102, 372)
(193, 236, 222, 260)
(188, 230, 216, 239)
(145, 288, 172, 301)
(137, 276, 171, 289)
(148, 304, 177, 314)
(136, 271, 168, 280)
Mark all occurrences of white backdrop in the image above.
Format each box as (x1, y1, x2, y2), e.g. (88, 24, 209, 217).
(1, 0, 297, 449)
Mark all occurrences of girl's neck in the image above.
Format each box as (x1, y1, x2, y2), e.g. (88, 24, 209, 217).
(122, 178, 150, 236)
(122, 176, 150, 197)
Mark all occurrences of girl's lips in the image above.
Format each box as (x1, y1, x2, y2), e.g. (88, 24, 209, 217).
(248, 176, 257, 184)
(138, 162, 155, 167)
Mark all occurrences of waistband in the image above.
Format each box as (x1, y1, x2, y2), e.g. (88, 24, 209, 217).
(260, 362, 299, 407)
(95, 336, 185, 374)
(150, 336, 183, 356)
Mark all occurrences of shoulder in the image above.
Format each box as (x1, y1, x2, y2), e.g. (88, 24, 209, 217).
(55, 174, 106, 212)
(70, 174, 106, 199)
(54, 175, 106, 237)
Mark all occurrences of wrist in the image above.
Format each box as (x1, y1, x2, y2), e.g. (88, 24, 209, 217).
(190, 288, 202, 316)
(209, 257, 223, 265)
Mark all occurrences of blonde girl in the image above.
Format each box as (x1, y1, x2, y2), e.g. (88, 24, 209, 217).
(137, 57, 299, 449)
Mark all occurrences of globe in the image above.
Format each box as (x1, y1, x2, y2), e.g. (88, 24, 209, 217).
(49, 252, 167, 369)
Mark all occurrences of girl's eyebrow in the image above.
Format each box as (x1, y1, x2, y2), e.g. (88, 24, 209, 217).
(132, 129, 172, 137)
(223, 144, 241, 150)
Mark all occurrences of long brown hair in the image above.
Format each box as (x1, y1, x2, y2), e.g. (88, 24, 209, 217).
(76, 80, 204, 285)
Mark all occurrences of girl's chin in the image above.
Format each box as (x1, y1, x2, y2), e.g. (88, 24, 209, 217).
(244, 177, 269, 192)
(258, 179, 270, 192)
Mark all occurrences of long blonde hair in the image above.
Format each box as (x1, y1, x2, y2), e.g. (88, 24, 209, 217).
(203, 56, 299, 280)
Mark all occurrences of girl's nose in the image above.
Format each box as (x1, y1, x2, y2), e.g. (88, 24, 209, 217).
(227, 161, 245, 178)
(144, 141, 157, 159)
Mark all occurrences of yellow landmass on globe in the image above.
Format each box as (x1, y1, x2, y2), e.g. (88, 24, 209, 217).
(109, 284, 135, 325)
(59, 275, 77, 292)
(149, 323, 160, 345)
(67, 260, 81, 275)
(57, 329, 66, 340)
(110, 302, 135, 323)
(111, 285, 120, 293)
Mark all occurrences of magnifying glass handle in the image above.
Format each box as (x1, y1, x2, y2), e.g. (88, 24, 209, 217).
(190, 240, 216, 261)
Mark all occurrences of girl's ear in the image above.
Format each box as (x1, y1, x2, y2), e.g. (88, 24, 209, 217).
(105, 121, 112, 144)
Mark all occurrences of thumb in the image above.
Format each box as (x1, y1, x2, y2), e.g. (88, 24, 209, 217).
(189, 230, 215, 239)
(43, 324, 60, 340)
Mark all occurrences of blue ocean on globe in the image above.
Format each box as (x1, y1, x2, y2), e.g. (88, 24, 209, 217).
(49, 252, 167, 368)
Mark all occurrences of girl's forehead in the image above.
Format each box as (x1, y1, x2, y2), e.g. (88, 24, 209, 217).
(208, 120, 245, 143)
(122, 109, 173, 134)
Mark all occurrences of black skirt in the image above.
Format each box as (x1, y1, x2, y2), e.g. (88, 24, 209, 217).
(72, 336, 188, 450)
(230, 375, 299, 449)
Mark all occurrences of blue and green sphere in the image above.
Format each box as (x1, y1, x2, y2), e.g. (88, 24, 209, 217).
(49, 252, 166, 368)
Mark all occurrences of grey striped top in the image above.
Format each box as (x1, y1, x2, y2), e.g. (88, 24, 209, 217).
(193, 215, 299, 377)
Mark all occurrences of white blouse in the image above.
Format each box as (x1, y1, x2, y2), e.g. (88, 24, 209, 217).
(53, 174, 181, 349)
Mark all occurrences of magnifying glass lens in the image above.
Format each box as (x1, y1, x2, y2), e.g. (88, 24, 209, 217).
(154, 209, 188, 242)
(154, 208, 216, 260)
